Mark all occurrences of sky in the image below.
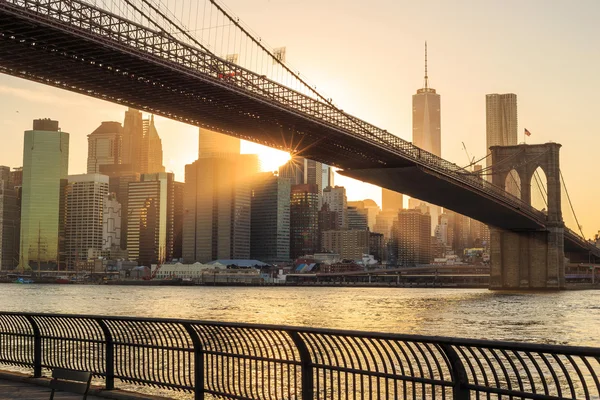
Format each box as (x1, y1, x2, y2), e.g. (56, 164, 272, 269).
(0, 0, 599, 236)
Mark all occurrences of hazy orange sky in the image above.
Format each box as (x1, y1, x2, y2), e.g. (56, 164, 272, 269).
(0, 0, 598, 236)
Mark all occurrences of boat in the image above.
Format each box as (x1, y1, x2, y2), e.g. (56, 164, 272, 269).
(14, 277, 34, 284)
(55, 276, 72, 284)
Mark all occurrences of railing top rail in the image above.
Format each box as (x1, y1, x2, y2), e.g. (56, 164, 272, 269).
(4, 311, 599, 356)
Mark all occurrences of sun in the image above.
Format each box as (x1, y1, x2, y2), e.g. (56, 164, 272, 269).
(241, 141, 291, 172)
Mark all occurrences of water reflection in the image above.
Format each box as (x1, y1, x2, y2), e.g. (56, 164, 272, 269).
(0, 285, 597, 346)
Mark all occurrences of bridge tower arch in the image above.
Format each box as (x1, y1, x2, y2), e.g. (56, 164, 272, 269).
(488, 143, 564, 289)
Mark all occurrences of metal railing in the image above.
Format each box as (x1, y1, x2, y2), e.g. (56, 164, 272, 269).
(0, 312, 599, 399)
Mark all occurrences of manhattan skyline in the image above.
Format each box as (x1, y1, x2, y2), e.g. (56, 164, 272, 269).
(0, 0, 597, 236)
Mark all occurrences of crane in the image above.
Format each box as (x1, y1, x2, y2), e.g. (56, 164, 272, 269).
(462, 142, 475, 170)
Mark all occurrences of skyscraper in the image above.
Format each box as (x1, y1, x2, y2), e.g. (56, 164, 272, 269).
(142, 115, 165, 174)
(251, 172, 291, 262)
(121, 108, 165, 175)
(413, 43, 441, 156)
(348, 199, 380, 231)
(103, 193, 121, 252)
(279, 156, 304, 186)
(347, 206, 368, 231)
(486, 93, 518, 152)
(290, 184, 320, 259)
(321, 229, 369, 261)
(322, 164, 334, 189)
(412, 43, 441, 233)
(323, 186, 348, 229)
(486, 93, 519, 196)
(382, 189, 403, 213)
(65, 174, 109, 267)
(304, 159, 323, 195)
(183, 154, 258, 263)
(121, 108, 144, 174)
(391, 208, 431, 266)
(173, 181, 184, 260)
(87, 121, 122, 174)
(19, 119, 69, 270)
(99, 164, 140, 250)
(198, 128, 240, 158)
(127, 172, 175, 265)
(0, 177, 18, 270)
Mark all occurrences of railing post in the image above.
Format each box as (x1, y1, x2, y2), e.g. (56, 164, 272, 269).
(183, 323, 204, 400)
(24, 315, 41, 378)
(288, 331, 314, 400)
(440, 344, 470, 400)
(97, 319, 115, 390)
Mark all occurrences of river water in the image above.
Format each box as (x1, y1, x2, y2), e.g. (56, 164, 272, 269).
(0, 285, 598, 346)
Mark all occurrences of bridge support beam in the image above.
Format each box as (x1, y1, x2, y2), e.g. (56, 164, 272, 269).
(490, 225, 565, 289)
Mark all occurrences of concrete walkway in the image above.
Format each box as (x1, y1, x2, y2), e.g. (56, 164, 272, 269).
(0, 378, 104, 399)
(0, 371, 173, 400)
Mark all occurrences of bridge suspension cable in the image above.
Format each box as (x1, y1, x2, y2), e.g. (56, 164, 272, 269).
(560, 170, 586, 239)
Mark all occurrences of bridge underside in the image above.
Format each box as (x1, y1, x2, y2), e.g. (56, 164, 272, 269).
(0, 5, 401, 171)
(341, 167, 544, 230)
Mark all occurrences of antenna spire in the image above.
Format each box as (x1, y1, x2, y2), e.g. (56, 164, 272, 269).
(424, 41, 429, 89)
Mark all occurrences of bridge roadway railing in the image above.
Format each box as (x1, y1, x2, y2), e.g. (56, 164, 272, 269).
(0, 312, 599, 399)
(3, 0, 545, 223)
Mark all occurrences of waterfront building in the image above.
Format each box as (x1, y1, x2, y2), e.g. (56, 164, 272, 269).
(0, 166, 9, 185)
(470, 219, 490, 249)
(391, 208, 431, 266)
(348, 199, 379, 231)
(435, 212, 454, 254)
(251, 172, 291, 262)
(369, 232, 384, 262)
(452, 211, 471, 256)
(87, 121, 122, 174)
(318, 203, 338, 251)
(183, 154, 258, 263)
(347, 206, 368, 231)
(323, 186, 347, 229)
(127, 172, 175, 265)
(290, 184, 320, 259)
(99, 164, 141, 250)
(486, 93, 519, 196)
(9, 167, 23, 188)
(321, 229, 369, 261)
(65, 174, 109, 267)
(373, 209, 399, 240)
(173, 181, 184, 260)
(278, 156, 304, 185)
(0, 179, 19, 270)
(103, 192, 121, 252)
(19, 119, 69, 270)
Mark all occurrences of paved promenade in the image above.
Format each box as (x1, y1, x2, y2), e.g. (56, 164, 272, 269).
(0, 371, 171, 400)
(0, 378, 103, 399)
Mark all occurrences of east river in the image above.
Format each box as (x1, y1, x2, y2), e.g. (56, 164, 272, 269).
(0, 285, 598, 346)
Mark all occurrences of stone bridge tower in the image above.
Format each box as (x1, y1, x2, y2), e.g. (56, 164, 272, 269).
(489, 143, 564, 289)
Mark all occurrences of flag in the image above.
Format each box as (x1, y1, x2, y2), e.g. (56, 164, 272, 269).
(524, 128, 531, 137)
